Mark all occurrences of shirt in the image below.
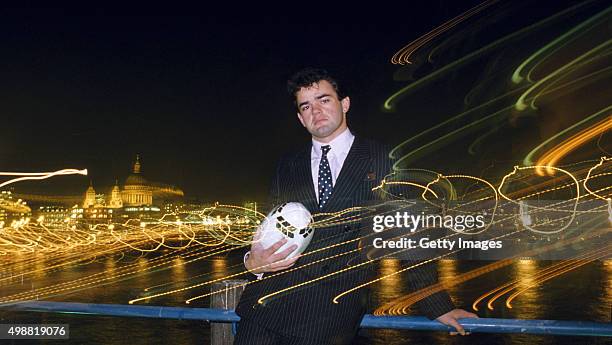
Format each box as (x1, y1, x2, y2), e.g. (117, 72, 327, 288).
(310, 128, 355, 200)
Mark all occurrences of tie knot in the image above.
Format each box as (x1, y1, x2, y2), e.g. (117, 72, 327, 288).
(321, 145, 331, 156)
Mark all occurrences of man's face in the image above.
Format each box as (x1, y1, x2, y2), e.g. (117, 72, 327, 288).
(296, 80, 350, 143)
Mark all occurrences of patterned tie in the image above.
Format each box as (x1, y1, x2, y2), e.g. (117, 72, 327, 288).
(318, 145, 333, 208)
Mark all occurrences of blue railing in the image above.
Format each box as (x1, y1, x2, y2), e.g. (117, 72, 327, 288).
(4, 301, 611, 337)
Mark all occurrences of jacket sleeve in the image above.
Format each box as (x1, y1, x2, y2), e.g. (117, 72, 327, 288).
(380, 144, 455, 320)
(404, 261, 455, 319)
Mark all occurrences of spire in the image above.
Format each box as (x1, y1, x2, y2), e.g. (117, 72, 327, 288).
(133, 154, 141, 174)
(112, 179, 120, 191)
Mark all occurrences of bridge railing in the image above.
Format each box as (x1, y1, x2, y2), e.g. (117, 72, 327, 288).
(5, 301, 611, 340)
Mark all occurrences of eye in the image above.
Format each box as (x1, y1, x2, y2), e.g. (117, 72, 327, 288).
(321, 98, 330, 103)
(301, 105, 310, 111)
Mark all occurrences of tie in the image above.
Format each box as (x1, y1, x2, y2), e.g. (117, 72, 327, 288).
(318, 145, 333, 208)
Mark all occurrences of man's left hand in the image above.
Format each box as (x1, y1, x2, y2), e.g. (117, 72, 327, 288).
(436, 309, 478, 335)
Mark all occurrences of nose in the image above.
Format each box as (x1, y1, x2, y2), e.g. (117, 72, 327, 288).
(310, 102, 322, 114)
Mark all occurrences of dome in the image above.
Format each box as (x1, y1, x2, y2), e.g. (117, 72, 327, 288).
(122, 155, 153, 206)
(125, 173, 148, 186)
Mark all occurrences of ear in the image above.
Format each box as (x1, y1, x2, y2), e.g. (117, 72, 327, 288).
(341, 96, 351, 114)
(297, 112, 306, 127)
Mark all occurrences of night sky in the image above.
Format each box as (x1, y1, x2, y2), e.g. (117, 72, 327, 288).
(0, 2, 589, 202)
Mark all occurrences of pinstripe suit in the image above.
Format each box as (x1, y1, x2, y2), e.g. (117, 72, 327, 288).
(235, 136, 454, 344)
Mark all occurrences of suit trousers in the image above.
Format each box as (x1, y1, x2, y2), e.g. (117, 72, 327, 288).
(234, 319, 340, 345)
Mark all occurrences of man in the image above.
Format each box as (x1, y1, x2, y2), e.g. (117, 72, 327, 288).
(235, 68, 476, 344)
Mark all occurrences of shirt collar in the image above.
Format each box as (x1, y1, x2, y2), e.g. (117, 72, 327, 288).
(312, 128, 354, 158)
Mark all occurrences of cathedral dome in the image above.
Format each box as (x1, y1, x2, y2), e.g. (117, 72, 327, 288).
(125, 174, 148, 186)
(122, 155, 153, 206)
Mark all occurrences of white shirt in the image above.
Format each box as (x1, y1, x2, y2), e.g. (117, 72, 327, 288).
(246, 128, 355, 279)
(310, 128, 355, 200)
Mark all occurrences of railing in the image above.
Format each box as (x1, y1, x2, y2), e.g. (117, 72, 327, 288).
(5, 301, 612, 338)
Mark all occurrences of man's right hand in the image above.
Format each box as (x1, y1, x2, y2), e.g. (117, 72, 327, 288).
(245, 238, 300, 274)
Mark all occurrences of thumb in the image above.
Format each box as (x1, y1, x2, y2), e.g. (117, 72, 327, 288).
(252, 221, 266, 242)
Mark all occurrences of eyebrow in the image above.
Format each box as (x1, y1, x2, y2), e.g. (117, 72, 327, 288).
(298, 94, 333, 108)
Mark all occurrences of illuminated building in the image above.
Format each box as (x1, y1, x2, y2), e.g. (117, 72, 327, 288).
(83, 182, 97, 208)
(70, 205, 113, 224)
(36, 206, 70, 226)
(81, 155, 155, 210)
(122, 155, 153, 206)
(119, 205, 161, 224)
(73, 155, 183, 224)
(0, 190, 31, 226)
(83, 207, 113, 223)
(108, 180, 123, 209)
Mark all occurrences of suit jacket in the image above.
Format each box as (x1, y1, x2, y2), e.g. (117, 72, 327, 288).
(236, 137, 454, 343)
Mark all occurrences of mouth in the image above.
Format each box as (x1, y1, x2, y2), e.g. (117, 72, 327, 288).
(314, 118, 328, 126)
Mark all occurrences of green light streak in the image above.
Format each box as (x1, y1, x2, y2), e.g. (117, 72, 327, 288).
(512, 4, 611, 84)
(383, 1, 596, 111)
(515, 40, 612, 111)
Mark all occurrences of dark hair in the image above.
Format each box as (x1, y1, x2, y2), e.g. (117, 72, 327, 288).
(287, 68, 344, 106)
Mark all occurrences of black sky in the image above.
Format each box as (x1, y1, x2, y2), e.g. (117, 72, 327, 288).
(0, 2, 589, 202)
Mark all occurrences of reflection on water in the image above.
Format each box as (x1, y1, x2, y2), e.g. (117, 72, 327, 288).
(510, 259, 541, 320)
(0, 252, 609, 345)
(377, 259, 402, 298)
(438, 259, 459, 295)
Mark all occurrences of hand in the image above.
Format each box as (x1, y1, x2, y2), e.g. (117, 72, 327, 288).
(245, 237, 300, 274)
(436, 309, 478, 336)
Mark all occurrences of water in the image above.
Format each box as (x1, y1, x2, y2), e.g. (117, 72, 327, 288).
(0, 250, 609, 345)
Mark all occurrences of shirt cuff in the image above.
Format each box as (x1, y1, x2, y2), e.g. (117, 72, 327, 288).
(244, 251, 264, 280)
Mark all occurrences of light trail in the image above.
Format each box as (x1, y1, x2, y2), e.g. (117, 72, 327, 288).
(535, 117, 612, 175)
(584, 157, 612, 201)
(504, 245, 610, 309)
(391, 0, 499, 65)
(383, 1, 595, 110)
(0, 169, 87, 188)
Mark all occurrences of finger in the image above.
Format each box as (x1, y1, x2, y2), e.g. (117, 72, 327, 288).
(263, 238, 288, 256)
(270, 245, 298, 262)
(460, 310, 479, 319)
(270, 256, 298, 268)
(446, 318, 465, 336)
(453, 309, 478, 319)
(268, 261, 296, 272)
(269, 261, 297, 272)
(281, 254, 300, 265)
(269, 256, 299, 270)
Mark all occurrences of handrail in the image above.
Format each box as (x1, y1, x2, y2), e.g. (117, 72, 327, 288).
(4, 301, 611, 337)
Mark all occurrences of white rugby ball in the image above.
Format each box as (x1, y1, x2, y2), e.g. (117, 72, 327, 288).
(256, 202, 314, 258)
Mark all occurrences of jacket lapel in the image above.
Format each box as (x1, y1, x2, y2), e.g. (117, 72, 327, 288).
(320, 137, 370, 212)
(292, 146, 318, 213)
